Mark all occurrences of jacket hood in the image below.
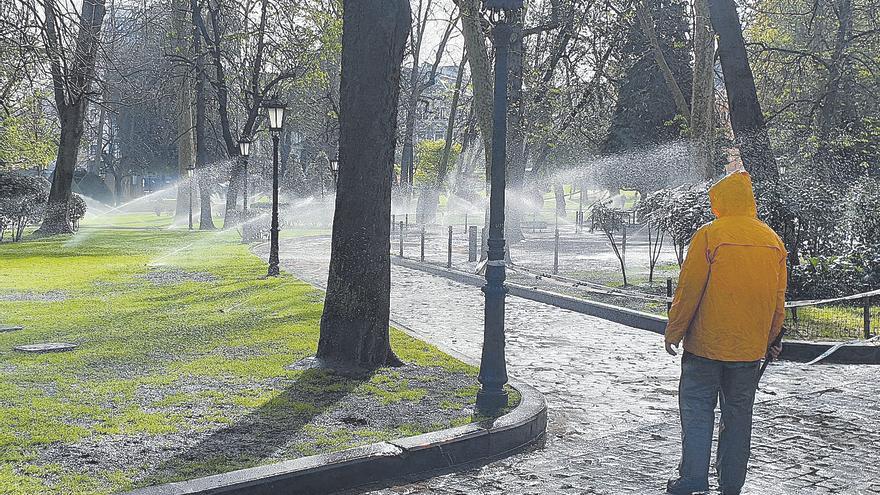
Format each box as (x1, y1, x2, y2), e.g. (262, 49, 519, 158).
(708, 171, 757, 218)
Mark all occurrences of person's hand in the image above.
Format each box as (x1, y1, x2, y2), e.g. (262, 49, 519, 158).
(769, 343, 782, 360)
(665, 342, 679, 356)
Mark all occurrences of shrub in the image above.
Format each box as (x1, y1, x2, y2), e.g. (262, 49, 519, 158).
(0, 171, 49, 241)
(69, 194, 87, 230)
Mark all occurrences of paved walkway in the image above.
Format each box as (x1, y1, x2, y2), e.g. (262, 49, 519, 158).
(256, 236, 880, 494)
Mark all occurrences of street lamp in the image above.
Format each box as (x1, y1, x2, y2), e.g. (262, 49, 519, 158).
(239, 138, 251, 228)
(329, 156, 339, 186)
(187, 166, 195, 231)
(263, 97, 286, 277)
(476, 0, 522, 415)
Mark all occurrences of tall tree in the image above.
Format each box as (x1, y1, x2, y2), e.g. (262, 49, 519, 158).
(708, 0, 778, 181)
(690, 0, 715, 179)
(416, 49, 467, 224)
(316, 0, 411, 369)
(172, 0, 194, 220)
(603, 0, 692, 157)
(191, 0, 215, 229)
(399, 1, 454, 205)
(37, 0, 107, 234)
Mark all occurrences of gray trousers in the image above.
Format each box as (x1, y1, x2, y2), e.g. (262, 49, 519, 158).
(676, 351, 760, 494)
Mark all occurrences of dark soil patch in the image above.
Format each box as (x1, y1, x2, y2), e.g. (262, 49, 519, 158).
(136, 268, 217, 285)
(34, 364, 479, 488)
(0, 290, 68, 302)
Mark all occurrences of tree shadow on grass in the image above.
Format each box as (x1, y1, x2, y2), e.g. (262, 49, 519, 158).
(141, 366, 375, 486)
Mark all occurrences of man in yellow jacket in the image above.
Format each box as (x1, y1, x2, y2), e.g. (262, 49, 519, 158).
(664, 168, 787, 495)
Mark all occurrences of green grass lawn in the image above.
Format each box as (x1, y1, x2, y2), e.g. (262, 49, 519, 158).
(0, 217, 511, 494)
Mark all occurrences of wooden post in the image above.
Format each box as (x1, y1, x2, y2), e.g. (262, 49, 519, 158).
(865, 297, 871, 339)
(447, 225, 453, 268)
(666, 278, 673, 312)
(553, 228, 559, 275)
(399, 221, 404, 257)
(464, 213, 468, 234)
(468, 225, 478, 262)
(420, 227, 425, 262)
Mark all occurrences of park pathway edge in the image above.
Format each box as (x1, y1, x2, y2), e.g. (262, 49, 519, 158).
(123, 379, 546, 495)
(391, 256, 880, 365)
(122, 243, 548, 495)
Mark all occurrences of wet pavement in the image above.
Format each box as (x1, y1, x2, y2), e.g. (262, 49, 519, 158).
(255, 236, 880, 494)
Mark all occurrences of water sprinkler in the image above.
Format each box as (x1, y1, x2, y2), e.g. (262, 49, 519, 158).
(187, 166, 195, 231)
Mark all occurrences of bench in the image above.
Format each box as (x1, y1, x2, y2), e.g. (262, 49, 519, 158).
(520, 220, 549, 232)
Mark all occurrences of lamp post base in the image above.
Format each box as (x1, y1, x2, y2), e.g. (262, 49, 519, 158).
(476, 387, 509, 414)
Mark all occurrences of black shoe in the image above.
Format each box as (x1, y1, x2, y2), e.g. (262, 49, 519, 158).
(667, 478, 708, 494)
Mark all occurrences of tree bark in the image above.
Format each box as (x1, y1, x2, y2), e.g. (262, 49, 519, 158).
(708, 0, 778, 181)
(317, 0, 411, 369)
(691, 0, 715, 180)
(192, 0, 215, 230)
(458, 0, 495, 259)
(636, 1, 691, 120)
(173, 0, 194, 219)
(458, 0, 494, 177)
(554, 183, 566, 219)
(815, 0, 854, 180)
(38, 0, 107, 234)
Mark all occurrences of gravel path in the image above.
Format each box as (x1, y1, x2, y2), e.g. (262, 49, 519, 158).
(255, 236, 880, 494)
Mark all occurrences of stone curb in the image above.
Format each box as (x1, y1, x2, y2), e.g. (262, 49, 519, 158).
(392, 257, 880, 365)
(779, 340, 880, 364)
(124, 380, 546, 495)
(392, 257, 667, 334)
(128, 243, 547, 495)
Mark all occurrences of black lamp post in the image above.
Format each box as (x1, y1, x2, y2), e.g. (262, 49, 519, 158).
(476, 0, 522, 415)
(329, 156, 339, 187)
(187, 166, 194, 231)
(264, 98, 286, 277)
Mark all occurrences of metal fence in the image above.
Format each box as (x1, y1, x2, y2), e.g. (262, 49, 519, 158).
(784, 291, 880, 341)
(388, 211, 880, 343)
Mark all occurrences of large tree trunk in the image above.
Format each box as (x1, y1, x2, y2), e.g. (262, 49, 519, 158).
(173, 0, 194, 220)
(451, 102, 479, 201)
(636, 0, 690, 120)
(38, 0, 107, 235)
(192, 0, 215, 230)
(317, 0, 410, 370)
(815, 0, 854, 180)
(41, 110, 86, 233)
(458, 0, 494, 259)
(554, 184, 566, 219)
(708, 0, 778, 181)
(691, 0, 715, 180)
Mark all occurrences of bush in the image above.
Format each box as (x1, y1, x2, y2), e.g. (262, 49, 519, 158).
(0, 171, 49, 241)
(790, 247, 880, 299)
(643, 187, 713, 266)
(0, 172, 87, 241)
(844, 178, 880, 249)
(69, 194, 87, 229)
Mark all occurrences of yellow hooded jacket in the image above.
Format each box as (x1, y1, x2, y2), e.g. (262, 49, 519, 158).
(665, 172, 787, 362)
